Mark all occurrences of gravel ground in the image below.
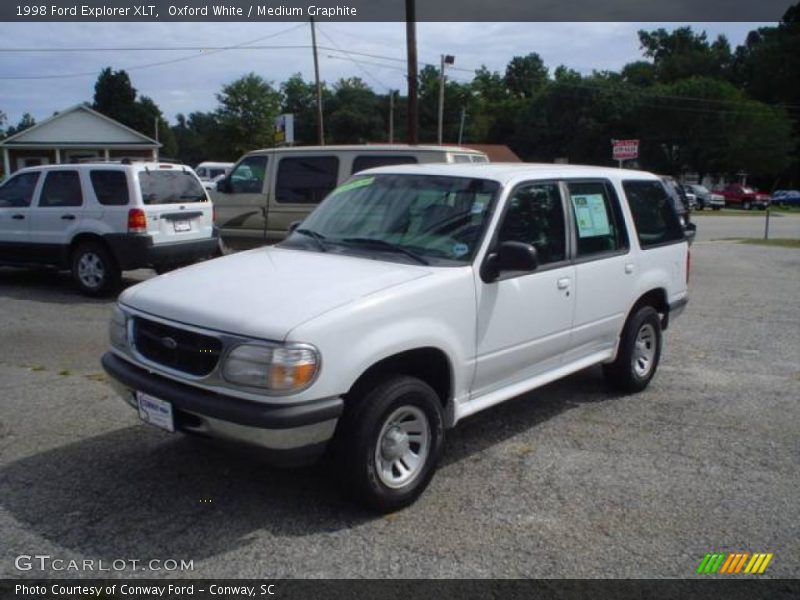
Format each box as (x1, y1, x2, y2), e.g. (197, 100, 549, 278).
(0, 234, 798, 579)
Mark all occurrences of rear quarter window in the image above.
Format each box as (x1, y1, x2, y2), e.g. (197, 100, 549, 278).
(138, 170, 207, 205)
(90, 170, 130, 206)
(623, 180, 685, 248)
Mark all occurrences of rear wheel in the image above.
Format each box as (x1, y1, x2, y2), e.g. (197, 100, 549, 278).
(603, 305, 662, 393)
(334, 375, 444, 512)
(71, 242, 120, 296)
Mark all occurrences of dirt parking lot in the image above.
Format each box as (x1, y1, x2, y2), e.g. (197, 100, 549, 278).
(0, 218, 798, 578)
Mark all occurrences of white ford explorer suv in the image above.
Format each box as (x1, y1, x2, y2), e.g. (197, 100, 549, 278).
(102, 163, 689, 511)
(0, 161, 218, 295)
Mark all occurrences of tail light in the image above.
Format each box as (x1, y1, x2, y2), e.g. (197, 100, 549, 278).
(127, 208, 147, 234)
(686, 249, 691, 285)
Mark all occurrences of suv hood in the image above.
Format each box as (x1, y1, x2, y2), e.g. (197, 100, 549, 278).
(120, 247, 431, 340)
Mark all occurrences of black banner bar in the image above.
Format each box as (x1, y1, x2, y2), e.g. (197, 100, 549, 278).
(0, 0, 796, 22)
(2, 579, 800, 600)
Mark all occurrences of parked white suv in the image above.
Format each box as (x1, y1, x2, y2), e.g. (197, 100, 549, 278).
(0, 161, 218, 295)
(103, 163, 689, 511)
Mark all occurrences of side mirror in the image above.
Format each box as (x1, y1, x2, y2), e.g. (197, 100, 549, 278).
(481, 241, 538, 282)
(288, 221, 301, 233)
(216, 178, 232, 194)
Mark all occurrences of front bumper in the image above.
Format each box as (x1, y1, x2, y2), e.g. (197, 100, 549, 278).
(101, 352, 343, 465)
(104, 232, 220, 270)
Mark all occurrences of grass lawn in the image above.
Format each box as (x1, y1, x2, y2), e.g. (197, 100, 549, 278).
(737, 238, 800, 249)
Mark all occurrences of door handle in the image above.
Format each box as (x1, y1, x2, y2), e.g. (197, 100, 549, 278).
(557, 277, 571, 290)
(625, 263, 635, 274)
(61, 214, 76, 220)
(12, 214, 25, 220)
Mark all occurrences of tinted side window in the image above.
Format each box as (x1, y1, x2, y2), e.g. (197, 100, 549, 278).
(276, 156, 339, 204)
(0, 172, 40, 208)
(40, 171, 83, 207)
(90, 170, 130, 206)
(567, 181, 627, 257)
(352, 155, 417, 175)
(497, 182, 566, 266)
(229, 156, 268, 194)
(623, 180, 685, 248)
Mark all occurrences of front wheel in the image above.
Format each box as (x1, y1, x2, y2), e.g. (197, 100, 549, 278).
(603, 305, 662, 393)
(71, 242, 120, 296)
(334, 375, 444, 512)
(743, 200, 752, 210)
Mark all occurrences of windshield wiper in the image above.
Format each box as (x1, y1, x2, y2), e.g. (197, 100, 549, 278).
(340, 237, 429, 265)
(294, 228, 328, 252)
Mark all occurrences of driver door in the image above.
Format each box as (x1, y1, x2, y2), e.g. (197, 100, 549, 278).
(472, 181, 576, 398)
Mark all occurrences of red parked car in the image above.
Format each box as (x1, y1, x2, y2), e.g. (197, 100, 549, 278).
(720, 184, 771, 210)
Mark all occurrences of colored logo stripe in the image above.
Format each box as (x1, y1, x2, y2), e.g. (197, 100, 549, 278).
(697, 552, 773, 574)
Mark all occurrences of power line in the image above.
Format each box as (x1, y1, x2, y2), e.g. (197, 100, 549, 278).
(0, 24, 310, 81)
(317, 26, 391, 91)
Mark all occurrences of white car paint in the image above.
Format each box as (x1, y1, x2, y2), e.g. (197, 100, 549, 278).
(108, 162, 689, 449)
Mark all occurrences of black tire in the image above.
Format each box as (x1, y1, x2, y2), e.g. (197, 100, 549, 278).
(334, 375, 445, 513)
(603, 305, 662, 393)
(71, 242, 120, 296)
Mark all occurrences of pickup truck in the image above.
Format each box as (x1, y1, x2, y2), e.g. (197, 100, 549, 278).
(102, 163, 690, 511)
(720, 184, 771, 210)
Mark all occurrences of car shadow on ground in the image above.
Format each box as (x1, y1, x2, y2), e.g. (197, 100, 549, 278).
(0, 267, 148, 304)
(0, 367, 626, 563)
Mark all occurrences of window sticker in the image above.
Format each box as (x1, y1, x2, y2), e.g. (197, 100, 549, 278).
(332, 177, 374, 196)
(571, 194, 610, 238)
(471, 200, 485, 214)
(452, 242, 469, 257)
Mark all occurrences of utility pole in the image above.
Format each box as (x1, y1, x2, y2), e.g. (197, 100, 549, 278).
(388, 90, 395, 143)
(457, 107, 466, 144)
(310, 17, 325, 145)
(437, 55, 455, 145)
(405, 0, 418, 145)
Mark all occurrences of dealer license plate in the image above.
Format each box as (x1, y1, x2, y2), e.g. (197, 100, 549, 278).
(136, 391, 174, 432)
(173, 220, 191, 232)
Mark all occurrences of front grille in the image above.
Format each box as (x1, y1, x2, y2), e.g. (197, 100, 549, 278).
(133, 317, 222, 376)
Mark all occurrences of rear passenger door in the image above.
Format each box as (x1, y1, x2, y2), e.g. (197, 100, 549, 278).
(28, 169, 84, 262)
(564, 179, 634, 363)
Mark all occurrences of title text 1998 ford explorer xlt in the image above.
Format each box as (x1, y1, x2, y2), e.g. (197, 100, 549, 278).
(102, 163, 689, 511)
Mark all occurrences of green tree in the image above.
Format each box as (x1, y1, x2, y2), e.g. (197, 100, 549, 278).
(504, 53, 548, 98)
(4, 113, 36, 138)
(172, 111, 222, 166)
(280, 73, 332, 145)
(215, 73, 282, 158)
(92, 67, 176, 156)
(326, 77, 383, 143)
(93, 68, 137, 124)
(637, 27, 733, 83)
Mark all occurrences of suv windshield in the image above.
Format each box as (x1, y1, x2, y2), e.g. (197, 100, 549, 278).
(281, 174, 500, 265)
(138, 170, 207, 205)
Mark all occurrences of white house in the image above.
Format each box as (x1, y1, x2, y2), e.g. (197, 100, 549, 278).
(1, 104, 160, 176)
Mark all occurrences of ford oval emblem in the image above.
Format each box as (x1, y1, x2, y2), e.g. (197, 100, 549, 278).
(160, 336, 178, 350)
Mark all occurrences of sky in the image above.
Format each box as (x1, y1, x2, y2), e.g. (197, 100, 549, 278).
(0, 21, 775, 129)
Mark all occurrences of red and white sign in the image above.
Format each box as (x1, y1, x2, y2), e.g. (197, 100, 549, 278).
(612, 139, 639, 161)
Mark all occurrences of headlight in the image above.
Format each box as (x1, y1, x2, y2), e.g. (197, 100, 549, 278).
(109, 304, 129, 350)
(222, 343, 319, 392)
